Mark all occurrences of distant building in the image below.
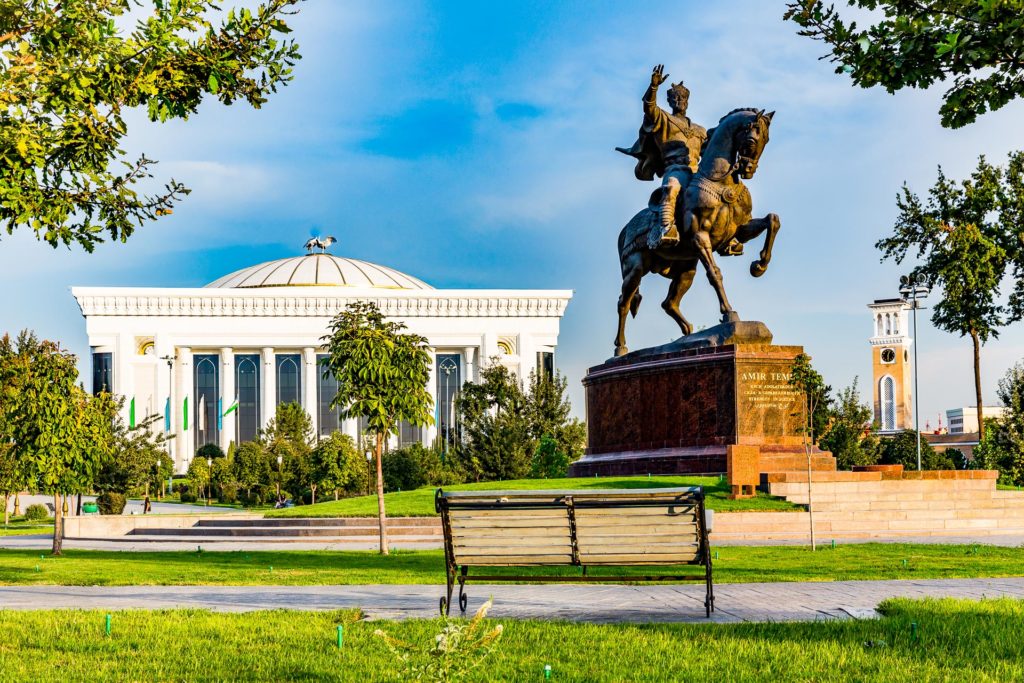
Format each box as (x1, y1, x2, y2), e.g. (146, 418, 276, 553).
(946, 406, 1006, 434)
(73, 251, 572, 473)
(868, 298, 913, 432)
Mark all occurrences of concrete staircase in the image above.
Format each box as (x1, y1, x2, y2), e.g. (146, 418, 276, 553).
(712, 470, 1024, 543)
(120, 517, 442, 543)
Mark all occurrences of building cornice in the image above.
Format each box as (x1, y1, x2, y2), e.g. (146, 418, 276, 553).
(70, 287, 574, 319)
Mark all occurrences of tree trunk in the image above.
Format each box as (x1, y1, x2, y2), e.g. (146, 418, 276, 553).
(806, 397, 815, 552)
(13, 492, 20, 517)
(334, 489, 339, 502)
(76, 493, 82, 516)
(3, 493, 8, 526)
(971, 329, 985, 443)
(310, 484, 317, 506)
(51, 492, 63, 556)
(375, 432, 389, 555)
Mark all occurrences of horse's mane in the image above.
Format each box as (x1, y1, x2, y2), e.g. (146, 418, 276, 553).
(718, 107, 759, 123)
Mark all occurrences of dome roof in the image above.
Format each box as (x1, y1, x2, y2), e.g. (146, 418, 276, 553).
(205, 254, 433, 290)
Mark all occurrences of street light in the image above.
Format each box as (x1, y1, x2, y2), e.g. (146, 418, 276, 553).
(899, 274, 931, 471)
(159, 354, 175, 474)
(365, 451, 373, 496)
(276, 455, 283, 502)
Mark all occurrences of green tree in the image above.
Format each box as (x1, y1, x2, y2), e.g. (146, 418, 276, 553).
(876, 156, 1020, 441)
(785, 1, 1024, 128)
(530, 436, 570, 479)
(98, 412, 168, 496)
(186, 456, 211, 502)
(525, 371, 587, 466)
(232, 441, 270, 500)
(259, 401, 313, 500)
(819, 378, 880, 469)
(879, 430, 953, 470)
(309, 432, 365, 502)
(321, 301, 433, 555)
(456, 363, 532, 482)
(0, 0, 301, 250)
(0, 331, 116, 554)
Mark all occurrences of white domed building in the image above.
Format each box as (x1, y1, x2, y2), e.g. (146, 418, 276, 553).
(73, 251, 572, 472)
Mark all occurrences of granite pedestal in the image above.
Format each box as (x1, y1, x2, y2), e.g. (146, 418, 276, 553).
(568, 322, 835, 477)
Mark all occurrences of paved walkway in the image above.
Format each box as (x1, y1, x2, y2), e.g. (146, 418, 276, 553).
(2, 578, 1023, 623)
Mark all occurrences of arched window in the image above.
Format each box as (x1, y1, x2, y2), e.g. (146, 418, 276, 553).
(235, 354, 260, 443)
(880, 375, 896, 431)
(876, 314, 883, 337)
(276, 354, 301, 406)
(194, 355, 219, 449)
(885, 314, 892, 335)
(893, 314, 899, 335)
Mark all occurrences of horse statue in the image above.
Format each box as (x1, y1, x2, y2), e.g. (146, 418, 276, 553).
(613, 108, 779, 357)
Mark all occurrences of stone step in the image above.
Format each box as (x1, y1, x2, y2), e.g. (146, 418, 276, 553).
(197, 517, 439, 528)
(758, 455, 837, 473)
(99, 534, 443, 544)
(130, 525, 441, 538)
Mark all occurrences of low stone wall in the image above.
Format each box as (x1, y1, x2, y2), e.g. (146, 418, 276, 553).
(63, 513, 259, 538)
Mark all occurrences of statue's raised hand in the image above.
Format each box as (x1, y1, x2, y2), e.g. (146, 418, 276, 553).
(650, 64, 669, 88)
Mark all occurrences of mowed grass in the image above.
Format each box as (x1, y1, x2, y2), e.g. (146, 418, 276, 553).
(1, 543, 1021, 586)
(0, 521, 53, 536)
(267, 475, 797, 517)
(0, 598, 1022, 681)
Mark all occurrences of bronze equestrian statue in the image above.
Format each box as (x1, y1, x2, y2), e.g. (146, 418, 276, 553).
(613, 67, 779, 357)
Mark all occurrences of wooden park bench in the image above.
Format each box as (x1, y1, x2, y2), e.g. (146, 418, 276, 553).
(435, 486, 714, 617)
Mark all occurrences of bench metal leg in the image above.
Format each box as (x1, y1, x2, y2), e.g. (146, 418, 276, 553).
(705, 558, 715, 617)
(457, 565, 468, 614)
(441, 565, 454, 616)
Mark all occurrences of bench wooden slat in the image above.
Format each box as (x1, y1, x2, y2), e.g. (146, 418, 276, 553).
(454, 554, 575, 566)
(452, 519, 570, 530)
(451, 525, 573, 537)
(453, 535, 572, 549)
(449, 509, 570, 520)
(579, 552, 700, 564)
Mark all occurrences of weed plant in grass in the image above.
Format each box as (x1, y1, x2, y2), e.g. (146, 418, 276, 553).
(266, 475, 797, 518)
(0, 598, 1021, 681)
(1, 543, 1021, 586)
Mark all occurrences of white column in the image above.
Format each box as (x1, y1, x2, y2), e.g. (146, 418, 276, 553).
(115, 334, 135, 426)
(518, 335, 536, 381)
(220, 348, 235, 452)
(261, 347, 276, 429)
(302, 347, 318, 436)
(176, 347, 193, 472)
(463, 346, 477, 384)
(426, 348, 438, 444)
(154, 337, 173, 466)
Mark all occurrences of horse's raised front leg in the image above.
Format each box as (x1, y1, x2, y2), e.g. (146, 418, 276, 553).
(614, 260, 644, 356)
(662, 263, 698, 337)
(689, 212, 738, 323)
(733, 213, 780, 278)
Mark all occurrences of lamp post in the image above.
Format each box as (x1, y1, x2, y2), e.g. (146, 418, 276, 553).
(276, 455, 283, 502)
(899, 275, 930, 471)
(156, 458, 162, 500)
(159, 354, 175, 473)
(365, 451, 373, 496)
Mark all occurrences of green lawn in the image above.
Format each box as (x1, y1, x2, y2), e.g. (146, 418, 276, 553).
(0, 520, 54, 536)
(0, 598, 1021, 680)
(1, 543, 1021, 586)
(268, 475, 798, 517)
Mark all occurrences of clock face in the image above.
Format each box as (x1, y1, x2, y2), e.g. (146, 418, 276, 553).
(881, 348, 896, 364)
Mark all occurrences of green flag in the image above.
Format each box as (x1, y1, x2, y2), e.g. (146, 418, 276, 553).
(129, 397, 136, 429)
(223, 397, 239, 416)
(183, 396, 189, 431)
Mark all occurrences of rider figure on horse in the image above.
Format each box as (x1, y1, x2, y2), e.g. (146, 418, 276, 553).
(617, 65, 742, 255)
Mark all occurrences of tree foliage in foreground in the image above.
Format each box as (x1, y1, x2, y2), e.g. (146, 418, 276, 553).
(0, 0, 301, 250)
(785, 1, 1024, 128)
(876, 153, 1024, 441)
(818, 378, 881, 469)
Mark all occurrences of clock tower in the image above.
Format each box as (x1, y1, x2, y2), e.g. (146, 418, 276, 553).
(868, 298, 914, 432)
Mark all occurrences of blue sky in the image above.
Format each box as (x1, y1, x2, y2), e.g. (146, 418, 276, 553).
(3, 0, 1024, 425)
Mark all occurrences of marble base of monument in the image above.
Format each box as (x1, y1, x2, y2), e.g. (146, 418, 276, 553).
(567, 321, 836, 478)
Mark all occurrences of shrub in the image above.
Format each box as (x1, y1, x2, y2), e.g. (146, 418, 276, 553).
(180, 491, 198, 503)
(196, 443, 225, 460)
(879, 430, 954, 470)
(96, 492, 127, 515)
(218, 481, 239, 504)
(530, 436, 569, 479)
(383, 445, 429, 492)
(24, 504, 49, 521)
